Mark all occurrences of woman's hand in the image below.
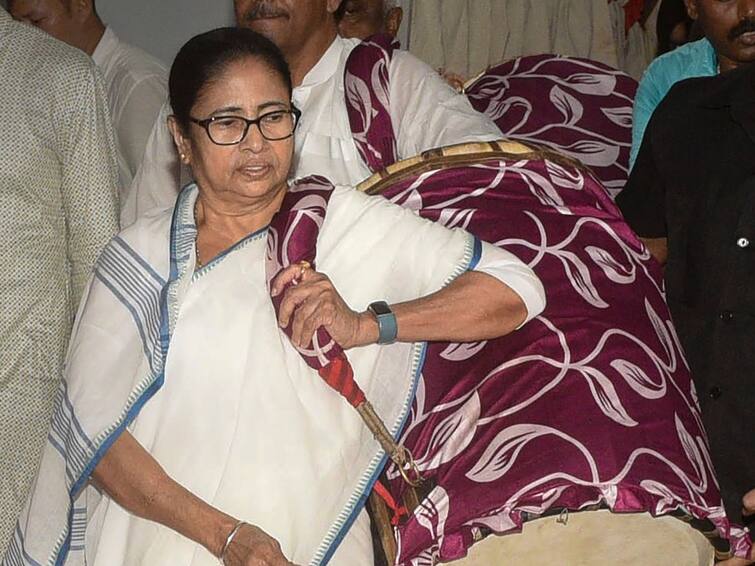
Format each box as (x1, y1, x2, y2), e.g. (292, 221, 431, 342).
(271, 264, 376, 349)
(222, 523, 297, 566)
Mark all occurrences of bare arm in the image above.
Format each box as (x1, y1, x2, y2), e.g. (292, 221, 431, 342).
(641, 237, 668, 265)
(274, 268, 529, 349)
(92, 431, 294, 565)
(386, 271, 526, 343)
(92, 431, 234, 556)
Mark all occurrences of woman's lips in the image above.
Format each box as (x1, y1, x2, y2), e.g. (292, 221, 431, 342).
(238, 163, 273, 179)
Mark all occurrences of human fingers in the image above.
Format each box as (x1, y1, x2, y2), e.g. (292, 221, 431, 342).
(271, 261, 312, 297)
(270, 264, 301, 297)
(743, 488, 755, 515)
(277, 271, 327, 328)
(290, 288, 339, 348)
(223, 523, 292, 566)
(289, 290, 324, 347)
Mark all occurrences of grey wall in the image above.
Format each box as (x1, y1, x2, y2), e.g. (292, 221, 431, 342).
(96, 1, 412, 67)
(97, 0, 235, 66)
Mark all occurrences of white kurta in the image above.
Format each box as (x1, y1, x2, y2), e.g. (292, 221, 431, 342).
(72, 184, 542, 566)
(121, 36, 501, 226)
(92, 27, 168, 198)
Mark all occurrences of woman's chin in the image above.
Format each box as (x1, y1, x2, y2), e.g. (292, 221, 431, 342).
(233, 176, 288, 201)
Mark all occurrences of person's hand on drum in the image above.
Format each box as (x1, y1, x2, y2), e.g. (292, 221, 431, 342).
(718, 488, 755, 565)
(222, 522, 298, 566)
(743, 488, 755, 517)
(272, 263, 374, 350)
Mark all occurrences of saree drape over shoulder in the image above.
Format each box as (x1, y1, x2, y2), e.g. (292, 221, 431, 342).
(6, 179, 497, 566)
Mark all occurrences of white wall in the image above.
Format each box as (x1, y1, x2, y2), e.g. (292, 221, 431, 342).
(97, 0, 235, 65)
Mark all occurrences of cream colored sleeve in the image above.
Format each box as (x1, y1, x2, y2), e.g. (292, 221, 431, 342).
(60, 65, 120, 307)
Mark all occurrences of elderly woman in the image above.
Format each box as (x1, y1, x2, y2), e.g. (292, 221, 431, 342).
(6, 28, 544, 566)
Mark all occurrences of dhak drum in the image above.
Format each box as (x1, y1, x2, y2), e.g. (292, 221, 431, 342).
(451, 510, 716, 566)
(359, 142, 733, 566)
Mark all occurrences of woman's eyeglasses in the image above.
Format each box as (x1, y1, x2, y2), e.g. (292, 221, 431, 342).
(190, 107, 301, 146)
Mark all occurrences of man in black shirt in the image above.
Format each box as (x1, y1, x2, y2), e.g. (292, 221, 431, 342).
(617, 63, 755, 553)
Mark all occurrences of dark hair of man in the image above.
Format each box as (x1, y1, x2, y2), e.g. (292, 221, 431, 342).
(656, 0, 693, 55)
(169, 27, 292, 130)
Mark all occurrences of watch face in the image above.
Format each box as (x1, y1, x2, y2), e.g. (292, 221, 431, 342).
(369, 301, 392, 316)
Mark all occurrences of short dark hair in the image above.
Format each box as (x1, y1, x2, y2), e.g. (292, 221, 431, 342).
(169, 27, 292, 130)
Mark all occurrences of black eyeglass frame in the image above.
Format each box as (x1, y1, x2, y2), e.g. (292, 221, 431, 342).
(189, 106, 302, 146)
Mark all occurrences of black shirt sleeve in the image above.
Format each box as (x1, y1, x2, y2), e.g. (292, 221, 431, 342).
(616, 115, 668, 238)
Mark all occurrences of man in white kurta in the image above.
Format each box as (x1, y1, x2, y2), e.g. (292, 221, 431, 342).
(0, 7, 119, 556)
(121, 1, 502, 225)
(9, 0, 168, 196)
(90, 25, 168, 192)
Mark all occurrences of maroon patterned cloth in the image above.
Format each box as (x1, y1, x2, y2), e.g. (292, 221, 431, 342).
(336, 41, 752, 563)
(379, 158, 749, 562)
(344, 34, 400, 172)
(265, 176, 366, 407)
(465, 54, 638, 198)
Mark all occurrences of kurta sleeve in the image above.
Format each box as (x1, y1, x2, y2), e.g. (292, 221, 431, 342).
(473, 241, 546, 325)
(616, 112, 667, 239)
(318, 187, 544, 324)
(114, 73, 168, 184)
(121, 100, 184, 227)
(59, 65, 120, 307)
(388, 51, 502, 158)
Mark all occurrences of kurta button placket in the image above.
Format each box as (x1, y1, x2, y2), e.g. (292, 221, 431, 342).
(718, 310, 735, 322)
(708, 386, 722, 400)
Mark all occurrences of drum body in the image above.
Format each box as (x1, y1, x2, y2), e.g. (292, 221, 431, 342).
(455, 511, 714, 566)
(358, 141, 745, 565)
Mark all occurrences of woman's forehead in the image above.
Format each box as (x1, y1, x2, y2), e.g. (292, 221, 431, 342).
(195, 58, 289, 113)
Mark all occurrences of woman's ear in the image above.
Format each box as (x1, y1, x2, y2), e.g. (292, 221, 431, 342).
(167, 115, 192, 166)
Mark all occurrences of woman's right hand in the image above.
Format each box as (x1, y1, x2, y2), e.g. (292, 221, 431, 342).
(222, 523, 298, 566)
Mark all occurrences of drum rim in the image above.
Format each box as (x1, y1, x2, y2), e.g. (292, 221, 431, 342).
(356, 139, 590, 195)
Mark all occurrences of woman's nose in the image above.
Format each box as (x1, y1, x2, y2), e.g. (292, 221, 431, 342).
(240, 122, 266, 152)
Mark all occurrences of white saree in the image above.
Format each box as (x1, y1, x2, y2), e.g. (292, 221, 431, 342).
(5, 182, 542, 566)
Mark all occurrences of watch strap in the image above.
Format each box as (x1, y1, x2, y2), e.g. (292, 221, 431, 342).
(368, 301, 398, 345)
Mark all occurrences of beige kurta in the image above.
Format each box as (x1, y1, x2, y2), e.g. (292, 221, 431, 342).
(0, 9, 119, 555)
(408, 0, 620, 77)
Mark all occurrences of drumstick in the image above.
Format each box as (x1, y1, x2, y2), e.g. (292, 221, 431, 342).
(278, 261, 423, 488)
